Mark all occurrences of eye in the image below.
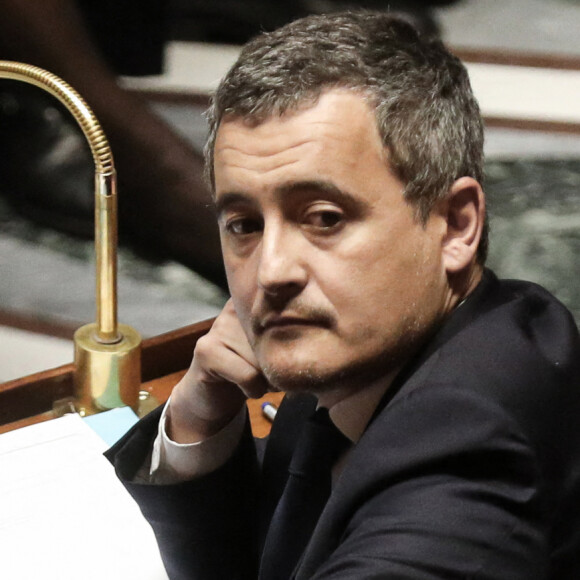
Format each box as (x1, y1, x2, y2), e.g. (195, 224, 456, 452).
(225, 216, 263, 236)
(304, 205, 345, 231)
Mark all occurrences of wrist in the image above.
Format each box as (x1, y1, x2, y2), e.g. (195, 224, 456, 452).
(166, 385, 246, 444)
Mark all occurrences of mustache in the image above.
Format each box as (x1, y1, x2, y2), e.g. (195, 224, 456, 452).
(251, 304, 335, 335)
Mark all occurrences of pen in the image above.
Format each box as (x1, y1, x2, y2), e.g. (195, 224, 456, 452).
(261, 401, 278, 422)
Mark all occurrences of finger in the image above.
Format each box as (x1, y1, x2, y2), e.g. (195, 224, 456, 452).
(196, 336, 268, 399)
(212, 300, 258, 364)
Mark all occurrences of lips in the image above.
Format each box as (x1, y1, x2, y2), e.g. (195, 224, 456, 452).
(255, 311, 333, 335)
(262, 316, 322, 330)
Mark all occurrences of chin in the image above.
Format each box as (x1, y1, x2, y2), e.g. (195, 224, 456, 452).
(259, 335, 423, 396)
(255, 342, 329, 390)
(259, 349, 383, 395)
(262, 363, 341, 394)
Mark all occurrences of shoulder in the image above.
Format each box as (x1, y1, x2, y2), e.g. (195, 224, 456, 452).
(349, 272, 580, 501)
(436, 275, 580, 416)
(408, 272, 580, 416)
(356, 272, 580, 511)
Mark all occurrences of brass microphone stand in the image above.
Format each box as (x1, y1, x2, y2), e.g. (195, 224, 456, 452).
(0, 61, 141, 415)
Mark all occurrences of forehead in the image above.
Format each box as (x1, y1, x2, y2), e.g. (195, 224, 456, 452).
(216, 89, 377, 136)
(213, 90, 391, 197)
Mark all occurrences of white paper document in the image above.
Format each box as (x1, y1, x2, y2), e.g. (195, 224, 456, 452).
(0, 414, 169, 579)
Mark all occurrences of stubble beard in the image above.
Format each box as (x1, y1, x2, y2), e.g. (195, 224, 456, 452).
(257, 320, 436, 397)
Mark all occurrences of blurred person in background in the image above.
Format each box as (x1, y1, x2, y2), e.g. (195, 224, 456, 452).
(0, 0, 460, 288)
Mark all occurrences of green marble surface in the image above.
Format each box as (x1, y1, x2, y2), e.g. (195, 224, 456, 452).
(485, 159, 580, 323)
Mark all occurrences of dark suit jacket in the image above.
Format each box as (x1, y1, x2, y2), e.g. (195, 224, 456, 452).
(107, 270, 580, 579)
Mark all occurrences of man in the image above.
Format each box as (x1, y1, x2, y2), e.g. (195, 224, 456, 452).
(107, 11, 580, 579)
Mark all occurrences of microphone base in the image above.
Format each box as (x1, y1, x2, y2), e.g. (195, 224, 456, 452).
(73, 323, 142, 415)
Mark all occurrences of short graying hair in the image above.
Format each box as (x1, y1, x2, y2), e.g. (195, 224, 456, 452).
(205, 11, 487, 262)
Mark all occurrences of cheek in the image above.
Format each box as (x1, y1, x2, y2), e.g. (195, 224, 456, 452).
(224, 249, 254, 290)
(326, 239, 442, 327)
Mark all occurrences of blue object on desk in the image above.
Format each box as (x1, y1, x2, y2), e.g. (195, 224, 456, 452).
(83, 407, 139, 447)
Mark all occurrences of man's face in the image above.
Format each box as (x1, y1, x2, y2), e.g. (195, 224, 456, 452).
(214, 90, 453, 394)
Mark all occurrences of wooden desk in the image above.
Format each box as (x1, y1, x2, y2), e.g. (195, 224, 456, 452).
(0, 318, 284, 438)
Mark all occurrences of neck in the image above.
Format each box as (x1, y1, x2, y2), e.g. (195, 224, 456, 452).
(446, 264, 484, 313)
(317, 369, 399, 443)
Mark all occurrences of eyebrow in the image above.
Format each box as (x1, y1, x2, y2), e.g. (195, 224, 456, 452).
(216, 180, 369, 218)
(215, 192, 255, 218)
(276, 180, 368, 214)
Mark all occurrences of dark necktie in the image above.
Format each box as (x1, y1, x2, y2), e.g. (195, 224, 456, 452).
(259, 407, 351, 580)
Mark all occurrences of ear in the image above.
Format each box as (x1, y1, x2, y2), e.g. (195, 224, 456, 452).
(440, 177, 485, 274)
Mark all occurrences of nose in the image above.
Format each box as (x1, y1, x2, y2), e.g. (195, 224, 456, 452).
(257, 221, 308, 299)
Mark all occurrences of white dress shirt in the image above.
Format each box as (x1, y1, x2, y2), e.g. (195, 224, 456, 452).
(148, 374, 395, 484)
